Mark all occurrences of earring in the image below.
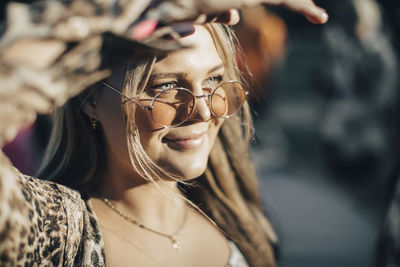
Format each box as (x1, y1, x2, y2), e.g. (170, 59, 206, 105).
(90, 116, 98, 130)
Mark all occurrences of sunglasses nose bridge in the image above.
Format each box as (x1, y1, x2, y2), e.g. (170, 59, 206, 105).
(194, 93, 214, 113)
(190, 93, 212, 121)
(194, 93, 211, 102)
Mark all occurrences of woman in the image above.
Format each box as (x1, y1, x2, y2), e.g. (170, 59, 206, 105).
(37, 23, 275, 266)
(0, 1, 328, 267)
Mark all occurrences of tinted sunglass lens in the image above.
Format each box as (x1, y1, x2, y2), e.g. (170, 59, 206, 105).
(212, 82, 245, 117)
(151, 89, 194, 127)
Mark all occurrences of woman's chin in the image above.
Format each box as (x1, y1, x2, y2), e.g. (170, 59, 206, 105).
(158, 160, 208, 181)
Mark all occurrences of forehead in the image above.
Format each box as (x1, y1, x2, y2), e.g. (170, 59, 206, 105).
(152, 26, 223, 76)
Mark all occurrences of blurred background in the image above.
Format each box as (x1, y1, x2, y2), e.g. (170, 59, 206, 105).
(2, 0, 400, 266)
(235, 0, 400, 266)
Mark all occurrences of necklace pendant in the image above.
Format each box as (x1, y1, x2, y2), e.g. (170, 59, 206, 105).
(171, 237, 181, 251)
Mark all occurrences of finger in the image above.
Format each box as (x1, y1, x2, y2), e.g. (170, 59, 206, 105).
(281, 0, 328, 24)
(214, 9, 241, 25)
(303, 6, 328, 24)
(193, 9, 240, 25)
(305, 10, 328, 24)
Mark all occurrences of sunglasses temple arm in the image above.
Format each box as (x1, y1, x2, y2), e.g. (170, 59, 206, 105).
(101, 82, 148, 108)
(128, 99, 150, 110)
(101, 82, 128, 98)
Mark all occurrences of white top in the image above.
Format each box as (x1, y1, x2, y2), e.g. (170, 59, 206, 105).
(226, 241, 249, 267)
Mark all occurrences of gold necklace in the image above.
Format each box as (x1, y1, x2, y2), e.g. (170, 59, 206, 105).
(101, 196, 187, 251)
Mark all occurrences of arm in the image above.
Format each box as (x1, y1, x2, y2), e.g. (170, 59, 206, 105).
(0, 152, 67, 264)
(0, 150, 101, 265)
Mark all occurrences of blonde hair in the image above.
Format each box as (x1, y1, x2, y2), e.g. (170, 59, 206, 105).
(37, 24, 276, 267)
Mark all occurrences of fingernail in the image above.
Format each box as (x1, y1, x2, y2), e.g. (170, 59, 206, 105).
(228, 9, 240, 25)
(171, 23, 195, 37)
(131, 19, 158, 40)
(319, 8, 329, 22)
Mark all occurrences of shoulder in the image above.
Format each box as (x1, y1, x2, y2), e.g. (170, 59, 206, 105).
(0, 171, 90, 265)
(19, 175, 105, 265)
(15, 173, 86, 219)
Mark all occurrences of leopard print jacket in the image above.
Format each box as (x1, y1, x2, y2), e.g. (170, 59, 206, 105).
(0, 153, 105, 266)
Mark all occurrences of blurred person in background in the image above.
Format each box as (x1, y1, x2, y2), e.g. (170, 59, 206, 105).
(376, 1, 400, 266)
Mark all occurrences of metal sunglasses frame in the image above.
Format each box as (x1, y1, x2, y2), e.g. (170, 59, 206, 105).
(100, 80, 248, 128)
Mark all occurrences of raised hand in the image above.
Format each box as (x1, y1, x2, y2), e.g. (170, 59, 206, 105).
(149, 0, 328, 25)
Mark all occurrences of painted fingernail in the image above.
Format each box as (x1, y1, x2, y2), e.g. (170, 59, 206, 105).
(171, 23, 195, 37)
(131, 19, 158, 40)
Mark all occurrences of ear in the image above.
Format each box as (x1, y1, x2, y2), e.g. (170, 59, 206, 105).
(81, 95, 98, 119)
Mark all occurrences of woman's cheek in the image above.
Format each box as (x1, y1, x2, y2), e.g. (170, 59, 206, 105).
(150, 101, 177, 127)
(133, 107, 165, 161)
(134, 107, 163, 131)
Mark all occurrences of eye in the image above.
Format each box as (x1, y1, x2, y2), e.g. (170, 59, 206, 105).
(161, 82, 178, 90)
(147, 82, 178, 96)
(152, 82, 177, 90)
(204, 75, 223, 87)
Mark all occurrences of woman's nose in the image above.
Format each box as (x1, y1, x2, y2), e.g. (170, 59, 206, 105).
(191, 94, 211, 122)
(189, 85, 211, 122)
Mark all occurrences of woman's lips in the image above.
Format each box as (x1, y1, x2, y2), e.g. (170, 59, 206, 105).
(163, 132, 206, 150)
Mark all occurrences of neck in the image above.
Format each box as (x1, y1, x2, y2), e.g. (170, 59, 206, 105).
(96, 163, 186, 231)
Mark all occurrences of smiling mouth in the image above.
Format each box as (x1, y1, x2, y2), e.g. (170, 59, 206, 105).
(162, 133, 206, 150)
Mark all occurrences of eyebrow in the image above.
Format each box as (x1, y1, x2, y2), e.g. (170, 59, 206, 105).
(149, 63, 225, 81)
